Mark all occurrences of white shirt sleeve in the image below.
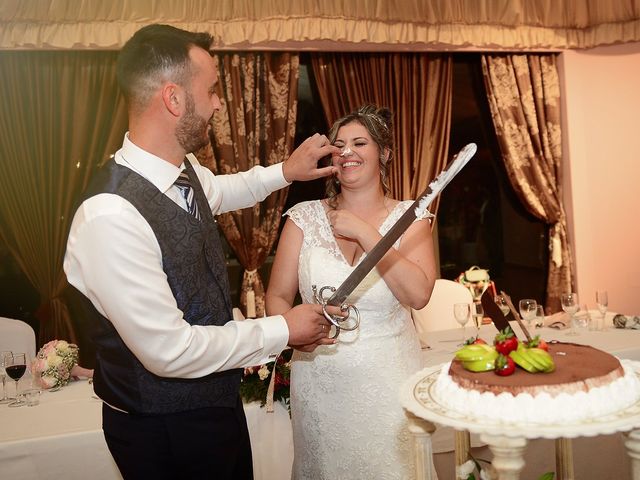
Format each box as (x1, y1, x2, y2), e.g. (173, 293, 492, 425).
(64, 191, 289, 379)
(189, 154, 290, 214)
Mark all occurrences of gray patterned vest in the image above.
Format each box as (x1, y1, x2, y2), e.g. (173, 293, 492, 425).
(69, 159, 241, 414)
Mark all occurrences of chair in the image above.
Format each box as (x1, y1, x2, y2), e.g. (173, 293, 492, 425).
(0, 317, 36, 360)
(411, 279, 473, 347)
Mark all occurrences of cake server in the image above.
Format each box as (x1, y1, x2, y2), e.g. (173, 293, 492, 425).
(312, 142, 478, 338)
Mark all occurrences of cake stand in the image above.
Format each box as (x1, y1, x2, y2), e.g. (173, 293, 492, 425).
(401, 361, 640, 480)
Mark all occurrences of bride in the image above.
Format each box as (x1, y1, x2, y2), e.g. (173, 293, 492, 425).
(266, 104, 437, 479)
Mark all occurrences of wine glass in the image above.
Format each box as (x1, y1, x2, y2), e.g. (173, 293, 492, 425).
(472, 302, 484, 336)
(534, 305, 545, 328)
(561, 292, 579, 336)
(518, 298, 537, 331)
(0, 351, 13, 404)
(596, 290, 608, 330)
(454, 302, 471, 344)
(494, 294, 510, 316)
(6, 352, 27, 407)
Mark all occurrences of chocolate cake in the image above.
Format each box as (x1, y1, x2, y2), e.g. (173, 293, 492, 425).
(449, 343, 623, 396)
(432, 342, 640, 424)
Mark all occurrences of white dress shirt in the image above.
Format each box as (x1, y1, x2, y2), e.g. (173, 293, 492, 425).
(64, 134, 290, 379)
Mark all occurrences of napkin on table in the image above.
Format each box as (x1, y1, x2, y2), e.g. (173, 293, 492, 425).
(543, 311, 570, 329)
(613, 314, 640, 329)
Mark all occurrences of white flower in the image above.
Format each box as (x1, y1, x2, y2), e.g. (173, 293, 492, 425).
(40, 375, 58, 388)
(456, 460, 476, 479)
(257, 365, 270, 381)
(56, 341, 70, 352)
(46, 354, 63, 368)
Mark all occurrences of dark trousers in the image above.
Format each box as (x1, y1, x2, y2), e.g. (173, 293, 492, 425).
(102, 398, 253, 480)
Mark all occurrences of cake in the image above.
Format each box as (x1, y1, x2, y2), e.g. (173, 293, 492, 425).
(433, 342, 640, 424)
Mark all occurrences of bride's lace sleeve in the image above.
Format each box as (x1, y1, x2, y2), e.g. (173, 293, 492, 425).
(284, 201, 342, 258)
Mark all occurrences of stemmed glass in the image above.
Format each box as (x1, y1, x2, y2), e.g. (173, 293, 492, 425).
(535, 305, 545, 328)
(561, 292, 580, 336)
(518, 299, 537, 331)
(494, 294, 510, 316)
(454, 303, 471, 344)
(596, 290, 608, 330)
(6, 352, 27, 407)
(472, 302, 484, 337)
(0, 351, 13, 404)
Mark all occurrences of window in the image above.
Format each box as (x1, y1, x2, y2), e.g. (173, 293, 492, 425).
(438, 54, 548, 305)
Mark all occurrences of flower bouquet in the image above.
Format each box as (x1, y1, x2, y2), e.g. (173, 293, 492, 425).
(239, 347, 292, 412)
(457, 456, 554, 480)
(455, 266, 496, 301)
(30, 340, 93, 390)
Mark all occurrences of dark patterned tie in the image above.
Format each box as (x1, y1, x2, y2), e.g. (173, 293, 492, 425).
(174, 170, 200, 220)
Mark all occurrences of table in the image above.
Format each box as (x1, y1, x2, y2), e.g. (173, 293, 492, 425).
(407, 321, 640, 480)
(1, 320, 637, 480)
(0, 379, 293, 480)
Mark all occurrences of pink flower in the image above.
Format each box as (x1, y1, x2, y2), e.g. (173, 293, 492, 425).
(37, 375, 58, 389)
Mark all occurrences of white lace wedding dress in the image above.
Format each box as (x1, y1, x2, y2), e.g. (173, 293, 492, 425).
(285, 199, 425, 480)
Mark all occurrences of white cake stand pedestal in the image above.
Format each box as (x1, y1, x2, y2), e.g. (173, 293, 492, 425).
(401, 362, 640, 480)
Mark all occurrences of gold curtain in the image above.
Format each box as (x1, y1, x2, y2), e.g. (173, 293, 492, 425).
(310, 52, 452, 209)
(2, 0, 639, 50)
(0, 51, 128, 346)
(481, 54, 573, 313)
(196, 52, 298, 317)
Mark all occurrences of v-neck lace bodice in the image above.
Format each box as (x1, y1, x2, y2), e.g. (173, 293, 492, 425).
(283, 199, 429, 480)
(321, 200, 407, 267)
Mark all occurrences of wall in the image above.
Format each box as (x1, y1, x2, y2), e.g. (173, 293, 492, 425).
(559, 43, 640, 314)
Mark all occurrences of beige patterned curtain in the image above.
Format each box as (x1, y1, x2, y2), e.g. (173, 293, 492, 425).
(310, 52, 452, 211)
(0, 51, 127, 346)
(481, 54, 573, 313)
(196, 52, 298, 317)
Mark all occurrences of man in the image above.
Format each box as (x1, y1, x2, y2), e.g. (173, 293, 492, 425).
(64, 24, 339, 480)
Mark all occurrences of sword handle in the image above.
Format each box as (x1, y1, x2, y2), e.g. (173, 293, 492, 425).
(312, 285, 361, 338)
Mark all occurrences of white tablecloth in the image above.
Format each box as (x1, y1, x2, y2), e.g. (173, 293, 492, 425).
(1, 320, 638, 480)
(0, 380, 293, 480)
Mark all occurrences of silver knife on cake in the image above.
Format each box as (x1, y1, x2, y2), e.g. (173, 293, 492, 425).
(312, 142, 478, 338)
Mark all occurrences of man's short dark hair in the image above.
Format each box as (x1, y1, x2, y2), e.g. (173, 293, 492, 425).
(117, 24, 213, 111)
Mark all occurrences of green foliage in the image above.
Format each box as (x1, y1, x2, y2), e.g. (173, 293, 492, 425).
(239, 348, 292, 411)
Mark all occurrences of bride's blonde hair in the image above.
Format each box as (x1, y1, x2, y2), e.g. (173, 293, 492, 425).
(325, 104, 394, 208)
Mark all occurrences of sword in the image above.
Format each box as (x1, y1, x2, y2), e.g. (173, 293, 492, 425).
(312, 143, 478, 338)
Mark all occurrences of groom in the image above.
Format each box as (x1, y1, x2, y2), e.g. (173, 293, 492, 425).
(64, 24, 339, 480)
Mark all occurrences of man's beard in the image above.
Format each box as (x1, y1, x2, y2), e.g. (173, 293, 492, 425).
(176, 92, 210, 153)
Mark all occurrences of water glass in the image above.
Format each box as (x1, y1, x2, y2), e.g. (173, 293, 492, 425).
(575, 305, 590, 331)
(453, 303, 471, 344)
(518, 298, 537, 331)
(472, 302, 484, 336)
(494, 294, 510, 316)
(534, 305, 545, 328)
(596, 290, 608, 330)
(561, 292, 579, 336)
(22, 388, 41, 407)
(0, 351, 13, 404)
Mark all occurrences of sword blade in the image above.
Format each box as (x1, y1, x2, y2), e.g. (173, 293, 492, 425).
(326, 143, 478, 307)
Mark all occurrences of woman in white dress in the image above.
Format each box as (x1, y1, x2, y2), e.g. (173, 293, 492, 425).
(266, 104, 437, 480)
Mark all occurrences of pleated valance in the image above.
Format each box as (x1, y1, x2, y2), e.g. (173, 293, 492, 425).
(1, 0, 639, 50)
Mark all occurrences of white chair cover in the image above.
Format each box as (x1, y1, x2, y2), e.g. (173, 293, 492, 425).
(411, 279, 473, 347)
(0, 317, 36, 360)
